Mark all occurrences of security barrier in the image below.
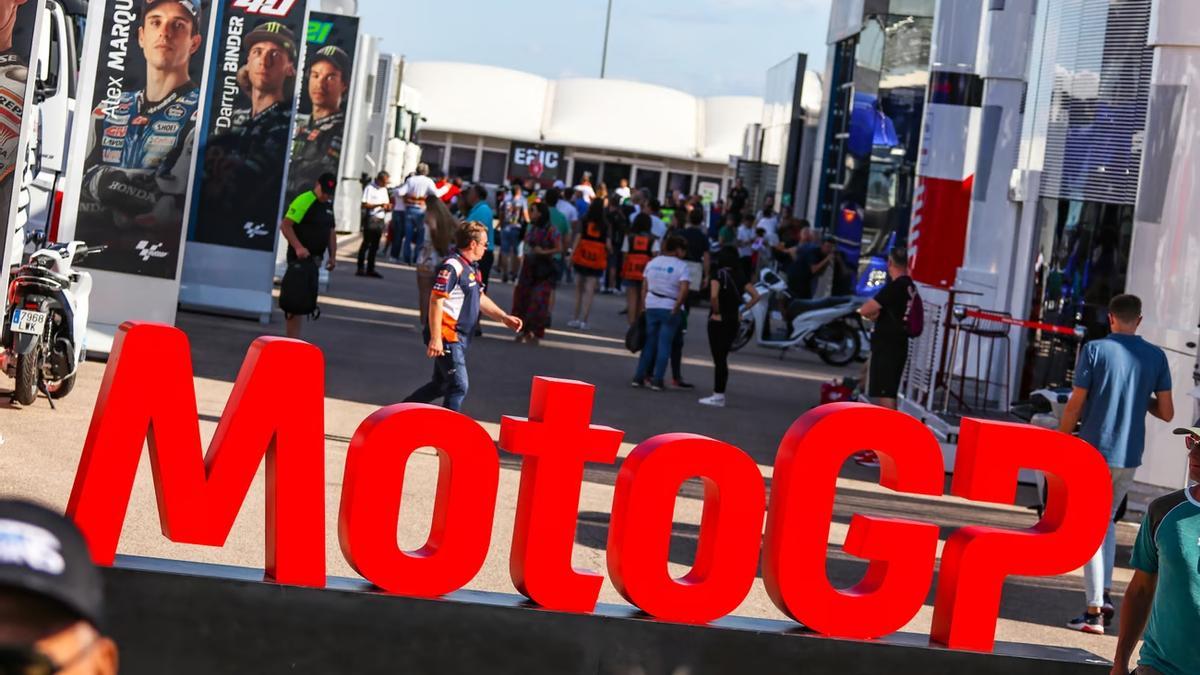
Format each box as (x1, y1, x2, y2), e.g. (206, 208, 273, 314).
(102, 556, 1111, 675)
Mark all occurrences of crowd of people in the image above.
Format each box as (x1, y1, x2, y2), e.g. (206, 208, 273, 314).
(325, 169, 842, 410)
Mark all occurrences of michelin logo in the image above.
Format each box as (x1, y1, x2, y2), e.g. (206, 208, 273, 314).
(136, 241, 170, 262)
(243, 221, 268, 239)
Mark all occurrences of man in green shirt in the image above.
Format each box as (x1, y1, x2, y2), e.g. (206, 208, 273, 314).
(1111, 427, 1200, 675)
(280, 172, 339, 339)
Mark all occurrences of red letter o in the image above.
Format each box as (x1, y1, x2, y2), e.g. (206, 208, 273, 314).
(338, 404, 499, 598)
(607, 434, 765, 624)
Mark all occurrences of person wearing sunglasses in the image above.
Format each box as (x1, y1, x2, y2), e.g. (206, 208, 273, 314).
(0, 501, 117, 674)
(1110, 428, 1200, 675)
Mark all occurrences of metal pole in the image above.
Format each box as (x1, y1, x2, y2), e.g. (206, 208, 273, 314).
(601, 0, 614, 78)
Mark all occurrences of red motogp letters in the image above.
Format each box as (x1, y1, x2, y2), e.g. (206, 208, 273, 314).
(66, 323, 1112, 652)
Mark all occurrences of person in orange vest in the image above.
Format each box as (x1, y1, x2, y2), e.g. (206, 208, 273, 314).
(567, 200, 612, 330)
(620, 213, 658, 326)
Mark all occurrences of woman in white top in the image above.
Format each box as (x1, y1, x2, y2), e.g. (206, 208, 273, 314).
(391, 162, 448, 263)
(415, 196, 458, 329)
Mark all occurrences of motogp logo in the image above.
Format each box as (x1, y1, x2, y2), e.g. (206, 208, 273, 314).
(231, 0, 300, 16)
(243, 221, 269, 239)
(135, 241, 170, 262)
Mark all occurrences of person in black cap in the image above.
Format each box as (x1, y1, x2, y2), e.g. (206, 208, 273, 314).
(279, 172, 339, 339)
(0, 500, 118, 674)
(1109, 425, 1200, 675)
(196, 20, 298, 249)
(286, 45, 351, 202)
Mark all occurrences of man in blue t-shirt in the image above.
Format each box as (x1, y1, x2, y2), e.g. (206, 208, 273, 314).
(1059, 294, 1174, 634)
(1111, 427, 1200, 675)
(463, 184, 496, 287)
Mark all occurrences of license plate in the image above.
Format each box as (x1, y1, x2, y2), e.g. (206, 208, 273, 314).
(10, 309, 47, 335)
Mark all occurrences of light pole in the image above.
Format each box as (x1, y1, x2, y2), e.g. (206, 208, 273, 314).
(600, 0, 614, 78)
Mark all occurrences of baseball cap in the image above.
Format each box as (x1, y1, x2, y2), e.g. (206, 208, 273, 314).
(318, 173, 337, 193)
(144, 0, 202, 30)
(1173, 427, 1200, 437)
(0, 501, 103, 629)
(310, 45, 351, 76)
(552, 179, 565, 189)
(245, 21, 298, 62)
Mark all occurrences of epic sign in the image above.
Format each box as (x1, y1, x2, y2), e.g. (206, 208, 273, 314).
(66, 323, 1112, 652)
(508, 142, 565, 188)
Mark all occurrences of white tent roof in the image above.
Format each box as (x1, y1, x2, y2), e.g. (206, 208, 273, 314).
(403, 61, 766, 162)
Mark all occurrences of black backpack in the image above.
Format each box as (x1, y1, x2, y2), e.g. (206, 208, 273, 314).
(279, 259, 320, 319)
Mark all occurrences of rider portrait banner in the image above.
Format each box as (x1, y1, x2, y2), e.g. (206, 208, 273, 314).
(0, 0, 46, 305)
(283, 11, 358, 208)
(188, 0, 307, 252)
(67, 0, 215, 280)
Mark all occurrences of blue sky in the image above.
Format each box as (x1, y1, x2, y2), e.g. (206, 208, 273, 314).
(353, 0, 833, 97)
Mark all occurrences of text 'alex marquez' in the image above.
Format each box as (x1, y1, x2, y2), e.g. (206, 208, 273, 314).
(98, 0, 138, 117)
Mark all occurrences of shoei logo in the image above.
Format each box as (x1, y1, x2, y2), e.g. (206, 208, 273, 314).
(231, 0, 299, 16)
(0, 520, 65, 575)
(135, 241, 169, 262)
(65, 324, 1116, 653)
(243, 221, 269, 238)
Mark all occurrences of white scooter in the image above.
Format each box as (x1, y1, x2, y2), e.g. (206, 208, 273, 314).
(730, 267, 867, 366)
(2, 238, 103, 407)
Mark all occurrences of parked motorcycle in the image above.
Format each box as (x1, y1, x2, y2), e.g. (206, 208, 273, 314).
(2, 240, 103, 406)
(730, 267, 867, 366)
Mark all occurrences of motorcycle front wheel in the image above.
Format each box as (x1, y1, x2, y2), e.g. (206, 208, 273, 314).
(730, 316, 754, 352)
(13, 352, 38, 405)
(816, 321, 861, 367)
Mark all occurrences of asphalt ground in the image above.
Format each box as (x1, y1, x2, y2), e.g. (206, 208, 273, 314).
(0, 237, 1136, 663)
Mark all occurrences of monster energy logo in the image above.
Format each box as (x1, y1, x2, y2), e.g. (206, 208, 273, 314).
(307, 20, 333, 45)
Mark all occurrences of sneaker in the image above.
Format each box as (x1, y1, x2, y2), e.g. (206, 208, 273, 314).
(699, 394, 726, 408)
(355, 269, 366, 277)
(367, 270, 383, 279)
(567, 319, 582, 328)
(1102, 594, 1115, 626)
(630, 379, 645, 389)
(578, 321, 589, 331)
(673, 379, 696, 390)
(1067, 612, 1105, 635)
(853, 451, 880, 468)
(649, 381, 665, 392)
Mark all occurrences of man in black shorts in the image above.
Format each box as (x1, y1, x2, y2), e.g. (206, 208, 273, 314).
(859, 247, 916, 410)
(279, 172, 338, 339)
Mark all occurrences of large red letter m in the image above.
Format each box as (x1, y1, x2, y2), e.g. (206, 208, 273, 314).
(66, 323, 325, 586)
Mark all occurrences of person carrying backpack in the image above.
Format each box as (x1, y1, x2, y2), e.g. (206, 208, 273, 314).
(279, 173, 340, 339)
(859, 246, 921, 411)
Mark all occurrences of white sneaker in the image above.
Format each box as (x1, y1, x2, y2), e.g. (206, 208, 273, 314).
(698, 394, 726, 408)
(567, 319, 581, 328)
(578, 321, 589, 331)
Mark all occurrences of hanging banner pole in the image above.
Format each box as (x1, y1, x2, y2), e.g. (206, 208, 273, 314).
(179, 0, 309, 322)
(275, 10, 362, 279)
(57, 0, 220, 355)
